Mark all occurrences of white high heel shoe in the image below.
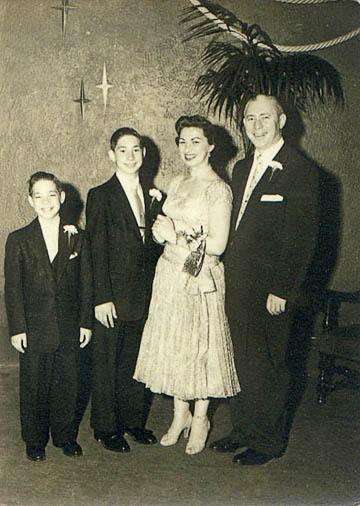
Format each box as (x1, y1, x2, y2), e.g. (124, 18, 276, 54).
(160, 411, 193, 447)
(185, 415, 210, 455)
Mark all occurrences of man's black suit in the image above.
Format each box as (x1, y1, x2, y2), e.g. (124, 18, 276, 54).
(224, 143, 319, 455)
(4, 218, 93, 447)
(86, 174, 160, 436)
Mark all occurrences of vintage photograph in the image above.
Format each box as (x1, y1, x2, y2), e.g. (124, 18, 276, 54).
(0, 1, 359, 505)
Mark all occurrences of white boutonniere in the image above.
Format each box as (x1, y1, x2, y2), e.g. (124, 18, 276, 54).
(63, 225, 78, 246)
(268, 161, 283, 181)
(149, 188, 162, 204)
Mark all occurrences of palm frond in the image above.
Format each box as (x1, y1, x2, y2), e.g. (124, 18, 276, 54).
(183, 2, 344, 124)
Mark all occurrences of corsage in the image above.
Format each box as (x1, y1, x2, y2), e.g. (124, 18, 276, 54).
(177, 226, 207, 277)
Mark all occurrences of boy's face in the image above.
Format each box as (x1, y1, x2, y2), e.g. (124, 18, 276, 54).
(108, 134, 146, 176)
(28, 179, 65, 221)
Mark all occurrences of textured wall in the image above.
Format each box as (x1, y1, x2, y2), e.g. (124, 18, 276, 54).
(1, 0, 359, 362)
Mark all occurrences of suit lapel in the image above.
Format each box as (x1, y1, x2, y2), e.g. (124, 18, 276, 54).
(26, 219, 56, 281)
(142, 184, 153, 243)
(233, 144, 289, 230)
(56, 221, 73, 284)
(231, 157, 252, 233)
(110, 174, 144, 243)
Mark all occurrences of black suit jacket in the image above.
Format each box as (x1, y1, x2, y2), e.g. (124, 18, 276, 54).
(225, 143, 319, 320)
(4, 218, 93, 353)
(85, 174, 160, 322)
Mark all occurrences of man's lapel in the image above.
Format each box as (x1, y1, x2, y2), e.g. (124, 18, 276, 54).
(231, 157, 253, 232)
(233, 143, 289, 230)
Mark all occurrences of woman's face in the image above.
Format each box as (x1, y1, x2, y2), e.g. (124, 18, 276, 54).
(178, 127, 214, 169)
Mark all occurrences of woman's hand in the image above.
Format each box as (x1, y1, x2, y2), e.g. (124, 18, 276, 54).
(152, 215, 176, 244)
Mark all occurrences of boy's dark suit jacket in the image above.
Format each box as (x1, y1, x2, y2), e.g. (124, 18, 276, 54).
(4, 218, 93, 353)
(225, 143, 319, 320)
(85, 174, 159, 321)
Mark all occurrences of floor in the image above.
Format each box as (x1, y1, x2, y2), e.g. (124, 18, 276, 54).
(0, 363, 359, 506)
(0, 366, 360, 506)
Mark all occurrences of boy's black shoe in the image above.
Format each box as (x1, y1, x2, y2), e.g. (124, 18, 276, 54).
(94, 432, 130, 453)
(124, 427, 157, 445)
(62, 441, 83, 457)
(26, 446, 46, 462)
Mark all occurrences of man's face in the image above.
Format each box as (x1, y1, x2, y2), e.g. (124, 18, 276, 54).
(109, 134, 145, 176)
(243, 95, 286, 153)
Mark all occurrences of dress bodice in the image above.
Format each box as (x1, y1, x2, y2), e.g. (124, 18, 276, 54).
(163, 174, 232, 236)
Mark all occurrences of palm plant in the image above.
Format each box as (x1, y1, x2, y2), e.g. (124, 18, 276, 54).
(182, 0, 344, 127)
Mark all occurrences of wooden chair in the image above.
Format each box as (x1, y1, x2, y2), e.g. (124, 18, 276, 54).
(315, 289, 360, 404)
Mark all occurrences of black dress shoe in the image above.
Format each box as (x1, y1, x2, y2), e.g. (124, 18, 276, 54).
(210, 435, 247, 453)
(94, 433, 130, 453)
(26, 446, 46, 462)
(232, 449, 280, 465)
(62, 441, 83, 457)
(124, 427, 157, 445)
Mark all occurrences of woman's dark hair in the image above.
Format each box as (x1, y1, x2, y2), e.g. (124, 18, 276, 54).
(175, 115, 215, 147)
(28, 171, 62, 196)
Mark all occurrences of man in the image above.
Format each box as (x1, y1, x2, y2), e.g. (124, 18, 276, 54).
(210, 94, 319, 465)
(86, 127, 161, 452)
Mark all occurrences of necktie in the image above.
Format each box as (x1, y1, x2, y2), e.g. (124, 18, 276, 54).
(235, 153, 263, 230)
(132, 185, 145, 241)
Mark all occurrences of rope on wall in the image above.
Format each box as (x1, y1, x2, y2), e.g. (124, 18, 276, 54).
(274, 0, 360, 4)
(188, 0, 360, 52)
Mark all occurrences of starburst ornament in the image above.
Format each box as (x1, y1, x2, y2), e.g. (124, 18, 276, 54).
(96, 62, 113, 113)
(74, 80, 90, 120)
(52, 0, 78, 34)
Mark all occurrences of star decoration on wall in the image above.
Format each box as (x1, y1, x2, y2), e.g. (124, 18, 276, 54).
(52, 0, 78, 34)
(96, 62, 113, 113)
(74, 80, 90, 120)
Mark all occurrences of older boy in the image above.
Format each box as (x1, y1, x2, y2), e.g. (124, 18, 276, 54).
(5, 171, 93, 461)
(86, 127, 160, 452)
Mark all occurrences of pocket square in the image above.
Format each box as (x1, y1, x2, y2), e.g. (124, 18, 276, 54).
(260, 194, 284, 202)
(69, 252, 79, 260)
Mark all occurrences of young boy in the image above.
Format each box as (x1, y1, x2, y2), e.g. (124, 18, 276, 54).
(4, 171, 93, 461)
(86, 127, 161, 452)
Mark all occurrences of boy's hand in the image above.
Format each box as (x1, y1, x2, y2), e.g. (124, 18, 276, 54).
(11, 333, 27, 353)
(79, 328, 92, 348)
(95, 302, 117, 328)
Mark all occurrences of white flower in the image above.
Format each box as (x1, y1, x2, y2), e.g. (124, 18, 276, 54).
(268, 161, 283, 171)
(268, 160, 283, 181)
(63, 225, 78, 236)
(149, 188, 162, 202)
(63, 225, 78, 246)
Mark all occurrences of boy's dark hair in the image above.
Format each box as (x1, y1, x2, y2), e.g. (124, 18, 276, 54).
(28, 171, 62, 195)
(175, 115, 216, 147)
(110, 127, 143, 151)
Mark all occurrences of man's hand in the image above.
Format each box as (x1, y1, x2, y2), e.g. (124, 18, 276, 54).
(79, 328, 92, 348)
(266, 293, 287, 316)
(11, 333, 27, 353)
(95, 302, 117, 328)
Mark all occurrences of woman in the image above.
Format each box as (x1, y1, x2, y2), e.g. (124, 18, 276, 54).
(134, 115, 240, 455)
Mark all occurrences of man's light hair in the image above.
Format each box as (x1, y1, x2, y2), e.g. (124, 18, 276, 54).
(244, 94, 285, 118)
